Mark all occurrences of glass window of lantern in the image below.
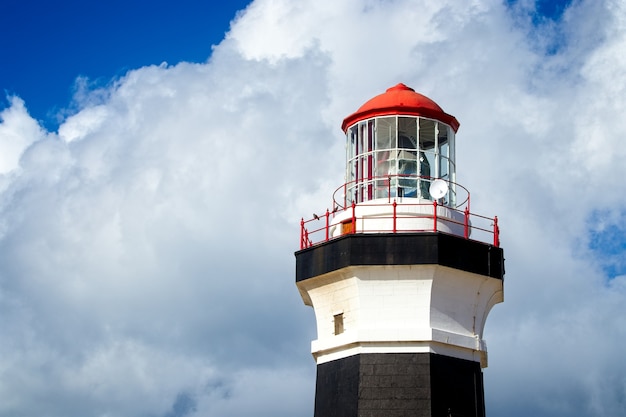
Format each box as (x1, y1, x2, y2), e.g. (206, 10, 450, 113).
(449, 128, 456, 206)
(346, 125, 359, 202)
(448, 127, 456, 182)
(357, 157, 366, 202)
(398, 117, 418, 149)
(367, 119, 375, 154)
(358, 122, 373, 202)
(374, 148, 392, 199)
(372, 117, 394, 198)
(437, 122, 449, 180)
(418, 118, 436, 199)
(365, 118, 384, 198)
(418, 118, 436, 155)
(359, 121, 370, 155)
(366, 119, 376, 200)
(375, 117, 395, 150)
(397, 117, 418, 197)
(348, 125, 358, 159)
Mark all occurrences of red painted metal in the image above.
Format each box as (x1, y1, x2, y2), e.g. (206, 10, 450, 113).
(464, 207, 470, 239)
(325, 209, 330, 242)
(433, 200, 438, 232)
(392, 200, 397, 233)
(493, 216, 500, 247)
(341, 84, 460, 133)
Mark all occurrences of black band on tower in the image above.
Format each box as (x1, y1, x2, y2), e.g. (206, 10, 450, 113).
(296, 232, 504, 282)
(314, 353, 485, 417)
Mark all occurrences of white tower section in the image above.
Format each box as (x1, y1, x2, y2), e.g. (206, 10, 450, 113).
(298, 262, 503, 367)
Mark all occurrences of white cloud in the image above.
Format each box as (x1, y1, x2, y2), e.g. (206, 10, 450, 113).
(0, 97, 47, 175)
(1, 0, 626, 416)
(58, 105, 109, 143)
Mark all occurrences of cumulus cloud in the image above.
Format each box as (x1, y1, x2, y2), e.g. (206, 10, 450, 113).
(1, 0, 625, 416)
(0, 97, 48, 175)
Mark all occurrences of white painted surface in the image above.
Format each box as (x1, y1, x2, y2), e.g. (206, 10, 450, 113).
(297, 264, 503, 367)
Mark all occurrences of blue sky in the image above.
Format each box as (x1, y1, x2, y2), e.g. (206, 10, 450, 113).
(507, 0, 573, 20)
(1, 0, 572, 130)
(1, 0, 251, 130)
(1, 1, 625, 417)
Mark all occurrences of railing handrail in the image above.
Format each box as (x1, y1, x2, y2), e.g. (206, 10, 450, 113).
(300, 198, 499, 250)
(332, 174, 470, 211)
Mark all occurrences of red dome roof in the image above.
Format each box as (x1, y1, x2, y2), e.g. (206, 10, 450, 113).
(341, 83, 460, 133)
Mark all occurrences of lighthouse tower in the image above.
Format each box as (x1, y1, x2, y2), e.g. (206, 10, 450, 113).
(295, 84, 504, 417)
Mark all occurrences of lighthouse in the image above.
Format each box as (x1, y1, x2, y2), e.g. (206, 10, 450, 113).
(295, 84, 504, 417)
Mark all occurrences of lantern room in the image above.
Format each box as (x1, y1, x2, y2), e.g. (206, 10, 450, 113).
(299, 83, 500, 249)
(340, 83, 460, 206)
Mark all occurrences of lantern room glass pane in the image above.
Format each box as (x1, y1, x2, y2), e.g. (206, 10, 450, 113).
(348, 126, 357, 181)
(418, 119, 436, 199)
(346, 125, 358, 202)
(398, 117, 418, 149)
(396, 117, 417, 197)
(373, 147, 393, 199)
(418, 152, 431, 199)
(374, 150, 392, 178)
(419, 119, 436, 151)
(440, 141, 449, 179)
(448, 128, 456, 206)
(398, 155, 417, 197)
(437, 122, 449, 180)
(376, 117, 395, 150)
(359, 122, 369, 154)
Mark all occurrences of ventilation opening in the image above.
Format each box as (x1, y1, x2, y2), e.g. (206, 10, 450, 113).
(334, 313, 344, 335)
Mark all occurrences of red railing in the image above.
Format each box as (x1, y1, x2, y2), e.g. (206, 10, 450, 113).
(299, 199, 500, 250)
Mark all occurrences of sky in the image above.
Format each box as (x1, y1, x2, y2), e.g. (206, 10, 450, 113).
(1, 0, 626, 416)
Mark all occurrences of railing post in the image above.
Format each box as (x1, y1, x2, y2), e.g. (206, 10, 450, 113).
(300, 218, 305, 249)
(433, 200, 438, 232)
(351, 201, 357, 233)
(464, 206, 470, 239)
(393, 199, 397, 233)
(325, 209, 330, 242)
(493, 216, 500, 247)
(387, 175, 391, 203)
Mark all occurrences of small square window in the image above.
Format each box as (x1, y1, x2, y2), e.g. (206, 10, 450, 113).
(333, 313, 344, 335)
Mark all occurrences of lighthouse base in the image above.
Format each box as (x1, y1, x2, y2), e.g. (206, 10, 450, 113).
(314, 352, 485, 417)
